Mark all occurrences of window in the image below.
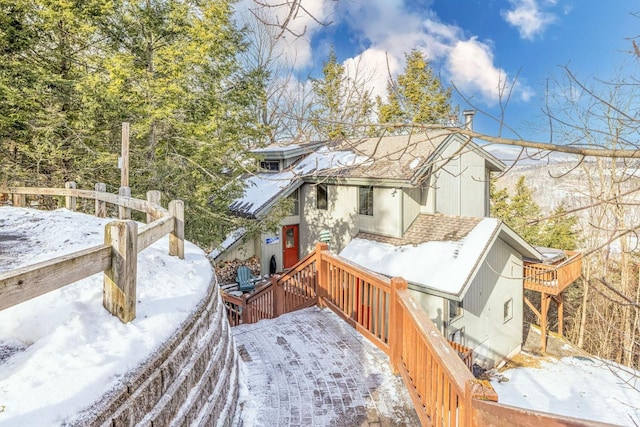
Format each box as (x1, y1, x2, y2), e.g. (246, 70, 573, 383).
(504, 298, 513, 323)
(285, 227, 295, 249)
(260, 160, 280, 171)
(358, 186, 373, 216)
(316, 184, 328, 210)
(287, 189, 299, 215)
(448, 299, 463, 322)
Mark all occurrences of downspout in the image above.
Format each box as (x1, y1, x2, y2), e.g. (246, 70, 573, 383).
(400, 189, 404, 235)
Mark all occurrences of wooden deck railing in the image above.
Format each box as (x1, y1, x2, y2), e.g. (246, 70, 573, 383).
(524, 250, 582, 295)
(222, 243, 598, 426)
(0, 183, 184, 323)
(221, 248, 318, 326)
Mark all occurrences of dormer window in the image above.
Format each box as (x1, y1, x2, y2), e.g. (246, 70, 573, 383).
(260, 160, 280, 172)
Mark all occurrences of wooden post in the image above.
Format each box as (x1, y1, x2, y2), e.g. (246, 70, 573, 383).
(273, 275, 284, 317)
(315, 242, 329, 307)
(103, 220, 138, 323)
(12, 182, 25, 207)
(120, 122, 130, 188)
(95, 183, 107, 218)
(389, 277, 408, 374)
(465, 379, 499, 426)
(169, 200, 184, 259)
(146, 190, 161, 223)
(241, 293, 250, 324)
(118, 186, 131, 220)
(541, 292, 549, 352)
(556, 293, 564, 336)
(65, 181, 77, 211)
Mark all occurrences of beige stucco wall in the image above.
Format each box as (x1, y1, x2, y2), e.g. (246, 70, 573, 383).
(358, 187, 402, 237)
(299, 183, 359, 254)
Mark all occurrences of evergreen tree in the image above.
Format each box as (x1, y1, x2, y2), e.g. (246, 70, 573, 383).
(0, 0, 268, 248)
(376, 49, 454, 133)
(311, 47, 373, 140)
(491, 176, 579, 250)
(0, 0, 101, 185)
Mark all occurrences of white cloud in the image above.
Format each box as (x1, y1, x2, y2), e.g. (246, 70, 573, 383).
(238, 0, 535, 108)
(343, 48, 400, 100)
(333, 1, 533, 106)
(237, 0, 338, 70)
(502, 0, 557, 40)
(445, 37, 533, 105)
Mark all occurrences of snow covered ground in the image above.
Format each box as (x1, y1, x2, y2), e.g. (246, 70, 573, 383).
(493, 355, 640, 426)
(0, 207, 213, 426)
(2, 207, 639, 426)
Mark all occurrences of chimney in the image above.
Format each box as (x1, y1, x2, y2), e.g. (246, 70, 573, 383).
(462, 110, 475, 130)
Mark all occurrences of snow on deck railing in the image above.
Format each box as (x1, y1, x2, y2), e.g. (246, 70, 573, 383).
(0, 182, 184, 323)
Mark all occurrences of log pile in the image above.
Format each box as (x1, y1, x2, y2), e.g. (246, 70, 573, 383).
(214, 256, 261, 285)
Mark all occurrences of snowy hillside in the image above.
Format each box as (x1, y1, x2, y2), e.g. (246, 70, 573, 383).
(0, 208, 213, 426)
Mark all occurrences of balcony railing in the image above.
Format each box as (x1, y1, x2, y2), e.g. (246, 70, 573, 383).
(220, 243, 594, 426)
(524, 250, 582, 295)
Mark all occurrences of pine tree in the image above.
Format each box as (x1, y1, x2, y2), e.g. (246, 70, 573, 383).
(376, 49, 454, 133)
(0, 0, 101, 185)
(491, 176, 579, 250)
(311, 47, 373, 140)
(0, 0, 268, 248)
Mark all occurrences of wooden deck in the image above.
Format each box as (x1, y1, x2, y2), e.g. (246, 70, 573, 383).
(523, 250, 582, 295)
(220, 243, 596, 426)
(523, 250, 582, 353)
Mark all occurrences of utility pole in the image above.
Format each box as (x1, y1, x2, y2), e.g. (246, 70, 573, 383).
(119, 122, 131, 219)
(120, 122, 130, 188)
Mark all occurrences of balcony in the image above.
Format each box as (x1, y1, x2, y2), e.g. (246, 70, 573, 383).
(524, 250, 582, 296)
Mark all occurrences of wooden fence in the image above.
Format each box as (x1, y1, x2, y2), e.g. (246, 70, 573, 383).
(0, 183, 184, 323)
(222, 243, 600, 427)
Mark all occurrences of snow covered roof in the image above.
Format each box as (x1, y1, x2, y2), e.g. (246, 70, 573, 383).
(208, 227, 246, 260)
(229, 147, 369, 218)
(339, 214, 541, 299)
(313, 132, 447, 182)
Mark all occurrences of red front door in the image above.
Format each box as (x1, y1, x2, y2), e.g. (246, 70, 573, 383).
(282, 225, 299, 269)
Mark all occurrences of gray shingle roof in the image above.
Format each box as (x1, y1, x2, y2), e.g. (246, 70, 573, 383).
(356, 213, 483, 246)
(314, 131, 451, 181)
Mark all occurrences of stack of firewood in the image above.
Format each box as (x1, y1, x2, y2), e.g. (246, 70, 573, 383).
(214, 256, 261, 285)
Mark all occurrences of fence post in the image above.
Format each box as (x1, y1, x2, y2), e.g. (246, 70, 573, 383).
(389, 277, 407, 374)
(146, 190, 161, 223)
(12, 181, 25, 207)
(465, 379, 499, 426)
(169, 200, 184, 259)
(118, 186, 131, 220)
(103, 220, 138, 323)
(95, 183, 107, 217)
(315, 242, 329, 308)
(273, 275, 284, 317)
(241, 293, 250, 324)
(65, 181, 77, 211)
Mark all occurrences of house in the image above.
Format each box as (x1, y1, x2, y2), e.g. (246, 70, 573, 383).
(340, 214, 540, 368)
(212, 113, 567, 368)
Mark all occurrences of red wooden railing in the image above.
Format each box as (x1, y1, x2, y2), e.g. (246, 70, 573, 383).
(221, 243, 595, 427)
(221, 248, 318, 326)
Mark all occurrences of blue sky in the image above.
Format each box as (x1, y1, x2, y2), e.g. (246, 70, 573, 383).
(241, 1, 638, 141)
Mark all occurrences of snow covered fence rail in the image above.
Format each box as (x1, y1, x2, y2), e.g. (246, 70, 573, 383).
(0, 182, 184, 323)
